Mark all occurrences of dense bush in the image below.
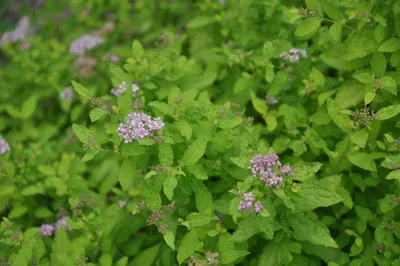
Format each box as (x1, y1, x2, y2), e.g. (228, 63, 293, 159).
(1, 0, 400, 265)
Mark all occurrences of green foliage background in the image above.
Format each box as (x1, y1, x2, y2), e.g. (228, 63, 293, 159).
(1, 0, 400, 265)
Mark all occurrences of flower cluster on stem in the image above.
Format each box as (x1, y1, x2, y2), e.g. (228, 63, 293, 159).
(249, 153, 293, 187)
(117, 112, 164, 143)
(237, 192, 263, 213)
(280, 48, 307, 63)
(147, 203, 175, 234)
(69, 34, 103, 56)
(39, 216, 71, 237)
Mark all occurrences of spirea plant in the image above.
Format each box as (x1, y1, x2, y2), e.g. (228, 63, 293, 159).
(1, 0, 400, 266)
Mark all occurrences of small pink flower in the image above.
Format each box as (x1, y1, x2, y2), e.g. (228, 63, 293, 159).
(60, 87, 74, 103)
(39, 224, 54, 237)
(117, 112, 164, 143)
(119, 200, 126, 208)
(55, 216, 71, 232)
(0, 137, 10, 155)
(69, 34, 103, 56)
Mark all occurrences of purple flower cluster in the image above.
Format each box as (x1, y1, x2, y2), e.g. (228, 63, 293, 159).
(117, 112, 164, 143)
(102, 52, 119, 63)
(249, 153, 293, 187)
(237, 192, 263, 213)
(0, 137, 10, 155)
(59, 87, 74, 103)
(280, 48, 307, 63)
(0, 17, 34, 46)
(111, 82, 140, 97)
(39, 216, 71, 237)
(69, 34, 103, 56)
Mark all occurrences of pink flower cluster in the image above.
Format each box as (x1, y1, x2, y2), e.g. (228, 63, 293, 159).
(59, 87, 74, 103)
(0, 137, 10, 155)
(69, 34, 104, 56)
(117, 112, 164, 143)
(237, 192, 263, 213)
(0, 17, 34, 45)
(280, 48, 307, 63)
(39, 216, 71, 237)
(249, 153, 293, 187)
(111, 81, 140, 97)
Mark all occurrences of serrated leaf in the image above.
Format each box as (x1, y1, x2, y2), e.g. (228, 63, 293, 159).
(217, 117, 243, 129)
(175, 120, 193, 140)
(182, 139, 208, 166)
(132, 40, 144, 57)
(81, 149, 100, 162)
(375, 105, 400, 120)
(163, 175, 177, 200)
(163, 231, 175, 250)
(71, 80, 92, 97)
(290, 162, 323, 181)
(378, 38, 400, 52)
(287, 213, 338, 248)
(89, 108, 106, 122)
(353, 73, 373, 84)
(364, 91, 375, 105)
(295, 17, 322, 36)
(329, 23, 342, 41)
(186, 164, 208, 180)
(350, 129, 368, 148)
(231, 217, 259, 242)
(159, 143, 173, 166)
(119, 157, 136, 191)
(386, 170, 400, 180)
(348, 152, 377, 172)
(72, 124, 94, 144)
(177, 231, 197, 265)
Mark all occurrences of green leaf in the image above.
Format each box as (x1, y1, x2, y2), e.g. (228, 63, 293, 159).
(258, 240, 293, 266)
(194, 183, 214, 213)
(142, 182, 161, 209)
(89, 108, 106, 122)
(21, 96, 37, 119)
(380, 76, 397, 95)
(295, 17, 322, 36)
(119, 157, 136, 191)
(131, 244, 160, 266)
(163, 175, 177, 200)
(252, 97, 268, 117)
(177, 231, 197, 265)
(132, 40, 144, 57)
(175, 120, 193, 140)
(375, 105, 400, 120)
(186, 15, 215, 29)
(327, 98, 352, 133)
(353, 73, 373, 84)
(378, 38, 400, 52)
(291, 175, 343, 212)
(186, 164, 208, 180)
(233, 76, 250, 94)
(310, 68, 325, 88)
(386, 170, 400, 180)
(72, 123, 94, 144)
(371, 53, 387, 75)
(231, 217, 259, 242)
(322, 0, 344, 22)
(148, 101, 174, 116)
(159, 143, 173, 167)
(182, 139, 208, 166)
(355, 206, 374, 221)
(287, 213, 338, 248)
(329, 23, 342, 41)
(217, 117, 243, 129)
(99, 254, 113, 266)
(120, 142, 146, 157)
(364, 92, 375, 105)
(290, 162, 323, 181)
(71, 80, 92, 97)
(81, 149, 100, 162)
(186, 213, 217, 227)
(350, 129, 368, 148)
(34, 207, 53, 218)
(163, 231, 175, 250)
(348, 153, 377, 172)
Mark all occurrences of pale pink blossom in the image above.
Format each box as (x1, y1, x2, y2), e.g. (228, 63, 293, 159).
(0, 137, 10, 155)
(69, 34, 103, 56)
